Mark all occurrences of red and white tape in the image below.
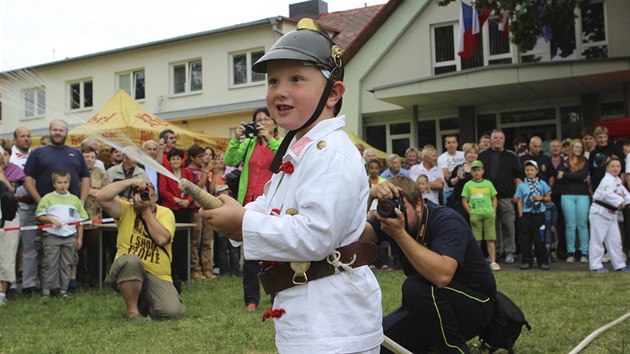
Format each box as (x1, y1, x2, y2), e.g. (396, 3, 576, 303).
(2, 218, 115, 232)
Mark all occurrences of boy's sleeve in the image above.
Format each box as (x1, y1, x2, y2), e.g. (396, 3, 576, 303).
(490, 182, 498, 196)
(461, 182, 469, 197)
(541, 181, 551, 195)
(35, 195, 49, 216)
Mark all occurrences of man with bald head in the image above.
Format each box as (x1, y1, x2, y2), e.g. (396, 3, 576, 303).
(519, 136, 554, 185)
(478, 129, 523, 264)
(24, 119, 90, 203)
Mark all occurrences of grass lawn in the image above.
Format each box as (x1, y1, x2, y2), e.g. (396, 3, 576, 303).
(0, 270, 628, 353)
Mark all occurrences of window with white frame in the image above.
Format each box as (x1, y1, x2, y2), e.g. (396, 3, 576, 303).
(69, 80, 93, 110)
(487, 17, 512, 65)
(432, 24, 457, 75)
(172, 60, 202, 95)
(578, 1, 607, 59)
(118, 69, 145, 100)
(432, 20, 512, 75)
(24, 86, 46, 118)
(231, 49, 266, 86)
(365, 122, 411, 157)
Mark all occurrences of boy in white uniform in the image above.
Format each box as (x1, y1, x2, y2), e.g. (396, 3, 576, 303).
(589, 157, 630, 272)
(200, 18, 383, 353)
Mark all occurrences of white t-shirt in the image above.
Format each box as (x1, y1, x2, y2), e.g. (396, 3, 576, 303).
(409, 163, 444, 205)
(437, 151, 465, 193)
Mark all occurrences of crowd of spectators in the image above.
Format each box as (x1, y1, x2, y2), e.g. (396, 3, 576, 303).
(1, 116, 629, 314)
(362, 126, 630, 273)
(0, 119, 250, 309)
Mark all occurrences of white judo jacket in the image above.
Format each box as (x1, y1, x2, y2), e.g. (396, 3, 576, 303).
(590, 172, 630, 220)
(242, 116, 383, 353)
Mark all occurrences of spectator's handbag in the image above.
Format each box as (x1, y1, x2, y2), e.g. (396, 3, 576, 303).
(0, 180, 18, 226)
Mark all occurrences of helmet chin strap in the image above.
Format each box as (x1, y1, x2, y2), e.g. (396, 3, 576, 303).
(269, 79, 334, 173)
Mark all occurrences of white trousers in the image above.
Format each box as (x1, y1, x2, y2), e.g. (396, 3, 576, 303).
(589, 212, 626, 270)
(0, 219, 20, 283)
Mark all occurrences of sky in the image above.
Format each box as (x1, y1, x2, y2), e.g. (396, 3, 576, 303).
(0, 0, 388, 72)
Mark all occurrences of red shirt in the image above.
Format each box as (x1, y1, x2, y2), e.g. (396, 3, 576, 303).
(158, 167, 195, 211)
(243, 141, 274, 205)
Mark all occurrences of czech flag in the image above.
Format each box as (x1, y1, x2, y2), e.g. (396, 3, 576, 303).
(457, 1, 491, 59)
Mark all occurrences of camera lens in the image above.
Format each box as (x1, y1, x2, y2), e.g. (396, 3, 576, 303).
(377, 200, 397, 218)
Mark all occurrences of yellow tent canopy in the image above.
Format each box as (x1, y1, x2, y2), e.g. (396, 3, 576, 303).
(68, 90, 229, 152)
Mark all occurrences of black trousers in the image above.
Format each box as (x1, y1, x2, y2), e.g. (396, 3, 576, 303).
(172, 209, 192, 281)
(243, 259, 261, 306)
(519, 213, 548, 265)
(382, 276, 494, 354)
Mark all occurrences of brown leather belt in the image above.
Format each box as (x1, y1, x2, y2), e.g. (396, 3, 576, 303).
(258, 241, 378, 295)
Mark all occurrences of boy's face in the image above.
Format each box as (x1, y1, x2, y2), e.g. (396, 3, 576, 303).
(524, 165, 538, 178)
(54, 176, 70, 193)
(595, 133, 608, 147)
(582, 135, 596, 150)
(471, 167, 484, 180)
(417, 178, 429, 192)
(606, 160, 621, 176)
(265, 60, 329, 132)
(623, 144, 630, 155)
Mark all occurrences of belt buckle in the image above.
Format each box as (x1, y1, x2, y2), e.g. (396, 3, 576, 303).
(290, 261, 311, 285)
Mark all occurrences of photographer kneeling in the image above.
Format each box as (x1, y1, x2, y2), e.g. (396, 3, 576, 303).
(96, 179, 184, 321)
(362, 176, 496, 353)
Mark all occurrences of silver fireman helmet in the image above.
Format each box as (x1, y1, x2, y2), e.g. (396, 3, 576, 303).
(252, 18, 344, 82)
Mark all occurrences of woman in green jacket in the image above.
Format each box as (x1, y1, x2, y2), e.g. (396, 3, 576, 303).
(223, 107, 282, 310)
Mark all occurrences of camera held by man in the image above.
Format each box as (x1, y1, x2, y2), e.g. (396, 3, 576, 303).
(134, 186, 151, 201)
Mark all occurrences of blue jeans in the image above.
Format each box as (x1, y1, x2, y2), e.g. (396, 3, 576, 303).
(561, 195, 590, 255)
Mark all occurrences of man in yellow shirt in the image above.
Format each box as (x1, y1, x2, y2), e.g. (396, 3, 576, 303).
(97, 178, 184, 321)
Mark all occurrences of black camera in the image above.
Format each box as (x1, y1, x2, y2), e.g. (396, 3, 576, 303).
(243, 122, 259, 139)
(134, 187, 151, 201)
(377, 196, 406, 218)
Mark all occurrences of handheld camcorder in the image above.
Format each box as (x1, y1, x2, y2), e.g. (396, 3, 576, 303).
(377, 196, 406, 219)
(243, 122, 259, 139)
(134, 187, 151, 201)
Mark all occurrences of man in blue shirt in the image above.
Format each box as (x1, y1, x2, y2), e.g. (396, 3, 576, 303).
(362, 175, 496, 353)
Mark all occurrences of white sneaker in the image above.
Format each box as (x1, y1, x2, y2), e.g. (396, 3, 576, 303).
(602, 253, 611, 263)
(580, 255, 588, 263)
(490, 262, 501, 271)
(0, 297, 6, 306)
(566, 256, 575, 263)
